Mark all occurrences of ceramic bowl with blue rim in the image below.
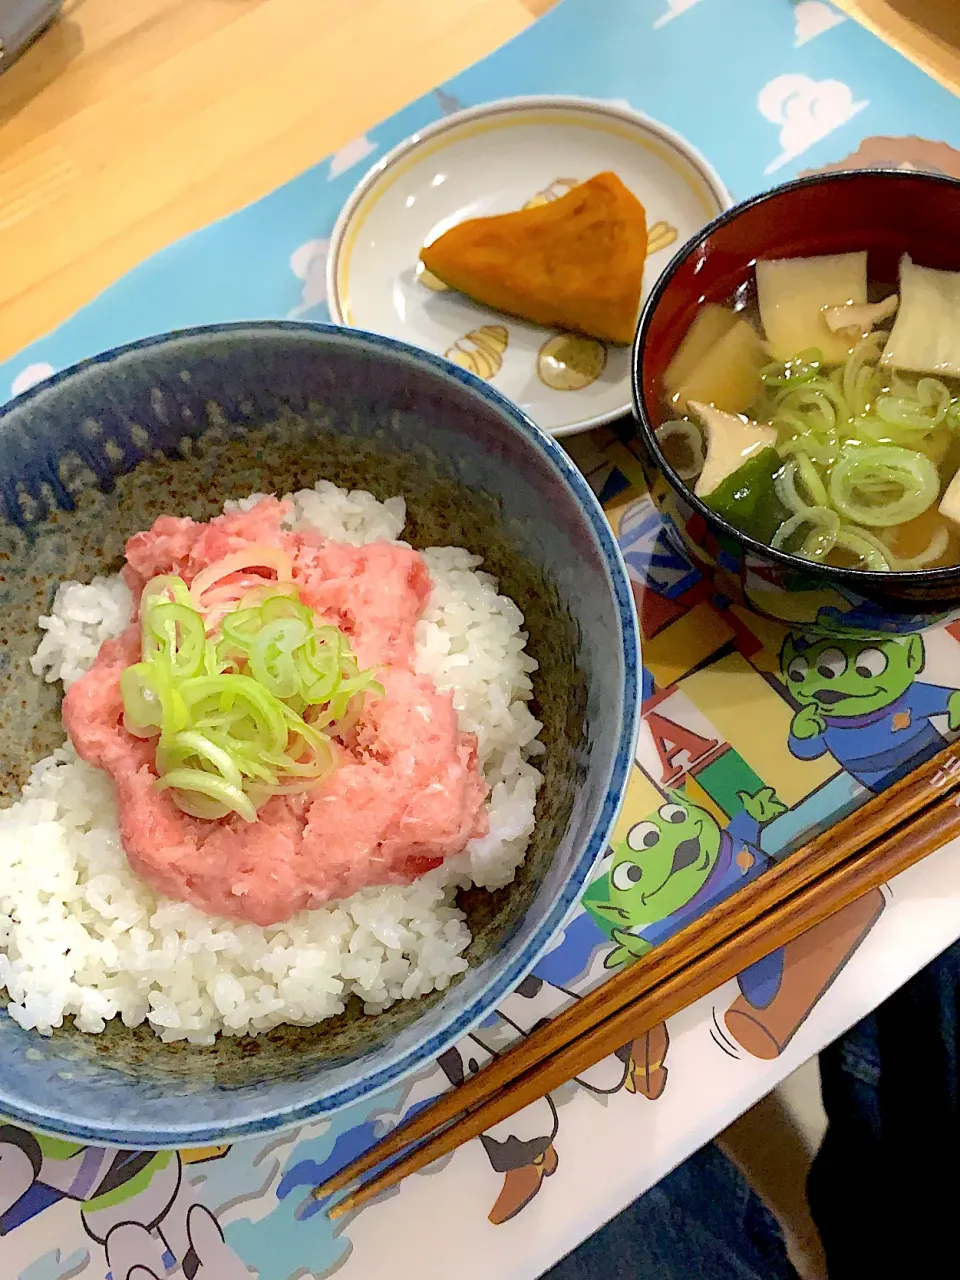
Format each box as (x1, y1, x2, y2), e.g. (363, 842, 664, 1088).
(0, 322, 639, 1147)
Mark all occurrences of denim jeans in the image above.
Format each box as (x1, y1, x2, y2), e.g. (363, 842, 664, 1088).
(543, 1142, 799, 1280)
(547, 937, 960, 1280)
(808, 935, 960, 1278)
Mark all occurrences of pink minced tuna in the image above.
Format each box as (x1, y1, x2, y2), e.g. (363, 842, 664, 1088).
(62, 499, 489, 926)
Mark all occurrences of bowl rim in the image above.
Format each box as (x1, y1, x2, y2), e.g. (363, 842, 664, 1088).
(325, 93, 733, 439)
(631, 167, 960, 592)
(0, 319, 641, 1146)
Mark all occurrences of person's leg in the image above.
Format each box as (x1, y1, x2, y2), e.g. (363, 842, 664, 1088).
(809, 937, 960, 1277)
(545, 1142, 799, 1280)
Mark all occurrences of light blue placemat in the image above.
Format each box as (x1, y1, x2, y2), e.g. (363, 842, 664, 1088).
(4, 0, 960, 403)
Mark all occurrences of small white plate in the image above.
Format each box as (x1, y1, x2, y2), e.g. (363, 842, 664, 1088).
(327, 96, 731, 437)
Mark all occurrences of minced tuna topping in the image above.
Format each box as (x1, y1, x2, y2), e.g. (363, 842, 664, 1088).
(63, 499, 489, 926)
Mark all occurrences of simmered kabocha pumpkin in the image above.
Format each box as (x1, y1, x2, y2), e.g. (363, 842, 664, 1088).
(420, 172, 649, 345)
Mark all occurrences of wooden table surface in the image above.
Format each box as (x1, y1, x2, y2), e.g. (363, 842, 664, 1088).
(0, 0, 958, 365)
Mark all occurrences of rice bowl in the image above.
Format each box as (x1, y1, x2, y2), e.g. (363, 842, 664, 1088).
(1, 481, 545, 1045)
(0, 321, 637, 1146)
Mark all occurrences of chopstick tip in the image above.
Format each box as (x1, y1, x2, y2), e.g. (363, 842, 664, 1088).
(311, 1172, 351, 1201)
(327, 1194, 357, 1221)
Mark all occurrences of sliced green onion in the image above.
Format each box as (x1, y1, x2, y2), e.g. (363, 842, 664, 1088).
(771, 508, 840, 561)
(774, 455, 829, 515)
(261, 594, 311, 623)
(189, 547, 294, 608)
(797, 453, 828, 507)
(120, 661, 188, 737)
(155, 768, 258, 823)
(761, 350, 823, 387)
(206, 581, 300, 613)
(795, 388, 840, 430)
(325, 691, 365, 738)
(181, 675, 291, 755)
(199, 730, 278, 782)
(827, 446, 939, 527)
(831, 526, 892, 571)
(883, 525, 951, 571)
(875, 384, 950, 431)
(248, 618, 312, 699)
(142, 602, 208, 677)
(656, 419, 705, 482)
(121, 573, 381, 824)
(840, 334, 885, 417)
(720, 332, 960, 571)
(777, 430, 840, 470)
(155, 730, 245, 790)
(140, 575, 193, 609)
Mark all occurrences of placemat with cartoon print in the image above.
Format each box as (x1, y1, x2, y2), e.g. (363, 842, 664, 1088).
(6, 1, 960, 1277)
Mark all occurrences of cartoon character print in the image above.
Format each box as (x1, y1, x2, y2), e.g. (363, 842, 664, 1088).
(0, 1128, 246, 1279)
(588, 790, 783, 966)
(585, 790, 885, 1065)
(295, 971, 665, 1231)
(782, 632, 960, 792)
(433, 991, 560, 1225)
(385, 974, 659, 1225)
(586, 790, 790, 1053)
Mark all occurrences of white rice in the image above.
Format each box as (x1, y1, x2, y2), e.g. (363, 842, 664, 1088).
(1, 482, 543, 1044)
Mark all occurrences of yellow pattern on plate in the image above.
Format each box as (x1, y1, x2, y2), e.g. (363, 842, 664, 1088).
(523, 177, 580, 208)
(416, 260, 451, 292)
(647, 220, 678, 255)
(537, 333, 607, 390)
(444, 324, 509, 379)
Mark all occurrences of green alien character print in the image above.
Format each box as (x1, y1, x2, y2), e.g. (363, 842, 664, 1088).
(783, 632, 960, 794)
(584, 791, 787, 1007)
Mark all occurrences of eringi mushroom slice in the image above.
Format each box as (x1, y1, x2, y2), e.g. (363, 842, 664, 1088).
(881, 255, 960, 377)
(688, 401, 778, 498)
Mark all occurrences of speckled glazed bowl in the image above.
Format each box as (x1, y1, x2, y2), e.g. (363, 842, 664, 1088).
(0, 322, 639, 1147)
(632, 170, 960, 636)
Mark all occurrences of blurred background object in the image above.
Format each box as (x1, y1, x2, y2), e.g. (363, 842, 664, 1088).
(0, 0, 62, 74)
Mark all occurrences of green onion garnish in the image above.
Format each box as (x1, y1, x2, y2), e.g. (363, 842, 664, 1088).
(120, 563, 382, 823)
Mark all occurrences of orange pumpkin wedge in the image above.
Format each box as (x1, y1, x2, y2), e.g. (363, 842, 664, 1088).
(420, 172, 649, 345)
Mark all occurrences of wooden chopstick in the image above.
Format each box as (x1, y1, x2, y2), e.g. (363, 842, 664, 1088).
(313, 738, 960, 1210)
(327, 786, 960, 1218)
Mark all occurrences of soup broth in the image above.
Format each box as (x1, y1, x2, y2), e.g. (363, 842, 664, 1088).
(658, 251, 960, 572)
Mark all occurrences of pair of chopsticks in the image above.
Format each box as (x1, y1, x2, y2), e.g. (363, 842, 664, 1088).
(314, 737, 960, 1218)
